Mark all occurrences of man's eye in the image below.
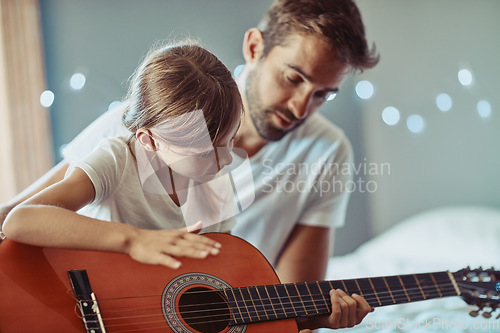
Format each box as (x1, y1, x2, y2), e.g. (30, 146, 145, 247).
(286, 76, 301, 85)
(316, 91, 337, 102)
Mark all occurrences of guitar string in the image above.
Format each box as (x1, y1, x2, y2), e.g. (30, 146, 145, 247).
(71, 274, 495, 331)
(92, 275, 460, 308)
(88, 282, 460, 322)
(84, 287, 461, 332)
(99, 289, 460, 327)
(94, 274, 460, 303)
(76, 274, 482, 327)
(97, 283, 459, 316)
(96, 281, 500, 332)
(85, 284, 459, 327)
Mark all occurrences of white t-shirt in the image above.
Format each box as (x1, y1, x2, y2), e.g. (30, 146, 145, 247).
(63, 105, 353, 266)
(228, 114, 353, 265)
(70, 136, 235, 233)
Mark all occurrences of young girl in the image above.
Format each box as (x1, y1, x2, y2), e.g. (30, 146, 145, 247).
(3, 41, 243, 269)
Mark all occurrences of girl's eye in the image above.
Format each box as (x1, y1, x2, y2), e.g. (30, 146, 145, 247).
(197, 150, 214, 159)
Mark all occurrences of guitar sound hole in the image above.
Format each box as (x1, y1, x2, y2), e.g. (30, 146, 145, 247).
(178, 286, 230, 333)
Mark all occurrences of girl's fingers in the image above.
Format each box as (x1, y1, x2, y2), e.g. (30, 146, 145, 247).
(185, 221, 203, 233)
(174, 238, 220, 256)
(180, 229, 222, 249)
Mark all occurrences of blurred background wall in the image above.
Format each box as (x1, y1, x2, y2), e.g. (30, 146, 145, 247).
(38, 0, 500, 255)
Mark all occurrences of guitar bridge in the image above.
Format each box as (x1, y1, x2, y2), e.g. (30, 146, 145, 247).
(69, 270, 107, 333)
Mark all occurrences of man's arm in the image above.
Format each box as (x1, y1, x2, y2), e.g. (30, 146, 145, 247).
(275, 224, 331, 283)
(0, 160, 69, 239)
(276, 225, 372, 331)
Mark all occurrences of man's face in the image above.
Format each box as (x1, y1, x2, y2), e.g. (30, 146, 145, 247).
(245, 33, 350, 141)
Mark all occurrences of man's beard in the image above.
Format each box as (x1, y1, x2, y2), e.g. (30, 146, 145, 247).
(245, 66, 303, 141)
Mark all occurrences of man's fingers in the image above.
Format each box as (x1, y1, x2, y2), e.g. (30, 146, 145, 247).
(329, 290, 342, 329)
(352, 293, 373, 324)
(336, 289, 357, 327)
(333, 289, 349, 327)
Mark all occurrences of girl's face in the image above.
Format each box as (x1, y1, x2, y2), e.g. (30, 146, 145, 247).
(154, 114, 241, 183)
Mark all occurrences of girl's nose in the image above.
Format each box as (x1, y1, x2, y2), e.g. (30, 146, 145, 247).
(215, 147, 233, 170)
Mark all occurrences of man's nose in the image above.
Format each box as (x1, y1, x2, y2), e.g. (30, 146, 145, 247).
(287, 91, 312, 120)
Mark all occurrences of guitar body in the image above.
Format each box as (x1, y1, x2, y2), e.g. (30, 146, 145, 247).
(0, 234, 298, 333)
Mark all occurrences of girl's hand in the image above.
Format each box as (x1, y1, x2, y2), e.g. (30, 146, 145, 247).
(126, 222, 221, 269)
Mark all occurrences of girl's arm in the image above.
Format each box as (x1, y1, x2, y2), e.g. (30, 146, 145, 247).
(2, 167, 221, 269)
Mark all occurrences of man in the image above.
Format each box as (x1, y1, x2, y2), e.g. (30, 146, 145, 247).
(1, 0, 378, 330)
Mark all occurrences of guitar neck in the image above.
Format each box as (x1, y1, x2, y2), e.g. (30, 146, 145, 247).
(223, 271, 461, 326)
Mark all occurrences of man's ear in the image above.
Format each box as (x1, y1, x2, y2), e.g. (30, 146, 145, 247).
(136, 129, 157, 151)
(242, 28, 265, 65)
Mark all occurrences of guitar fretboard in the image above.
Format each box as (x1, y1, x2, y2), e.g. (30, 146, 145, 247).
(222, 271, 459, 326)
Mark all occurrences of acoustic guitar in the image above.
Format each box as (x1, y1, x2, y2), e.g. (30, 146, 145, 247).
(0, 233, 498, 332)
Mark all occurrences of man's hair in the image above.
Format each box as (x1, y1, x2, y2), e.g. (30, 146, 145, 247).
(258, 0, 379, 72)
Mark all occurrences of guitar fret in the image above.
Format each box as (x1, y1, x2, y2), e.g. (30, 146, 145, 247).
(247, 286, 265, 322)
(418, 273, 449, 299)
(397, 275, 411, 302)
(304, 282, 319, 313)
(368, 278, 381, 306)
(256, 285, 275, 320)
(439, 272, 460, 297)
(282, 284, 302, 317)
(239, 287, 257, 322)
(296, 283, 316, 315)
(341, 280, 348, 293)
(382, 277, 396, 304)
(413, 274, 426, 299)
(307, 282, 329, 314)
(354, 279, 364, 297)
(368, 277, 393, 307)
(222, 289, 238, 324)
(247, 287, 261, 321)
(274, 284, 295, 318)
(316, 281, 331, 312)
(292, 283, 309, 316)
(401, 275, 425, 302)
(430, 273, 442, 297)
(341, 279, 361, 296)
(229, 288, 246, 324)
(266, 285, 286, 318)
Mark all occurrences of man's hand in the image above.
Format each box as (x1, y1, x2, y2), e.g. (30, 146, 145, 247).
(298, 289, 373, 331)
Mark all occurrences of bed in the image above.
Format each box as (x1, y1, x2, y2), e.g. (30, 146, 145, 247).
(319, 206, 500, 332)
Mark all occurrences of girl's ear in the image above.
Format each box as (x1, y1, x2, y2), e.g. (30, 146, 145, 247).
(242, 28, 264, 65)
(136, 129, 157, 151)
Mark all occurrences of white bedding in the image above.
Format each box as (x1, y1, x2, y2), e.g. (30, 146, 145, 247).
(319, 206, 500, 333)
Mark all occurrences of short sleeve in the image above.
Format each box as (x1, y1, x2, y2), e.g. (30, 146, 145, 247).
(69, 138, 128, 204)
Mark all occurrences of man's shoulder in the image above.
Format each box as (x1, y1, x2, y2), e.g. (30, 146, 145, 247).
(95, 136, 131, 152)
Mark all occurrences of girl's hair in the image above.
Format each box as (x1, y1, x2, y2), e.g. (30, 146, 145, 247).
(258, 0, 379, 73)
(122, 40, 242, 148)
